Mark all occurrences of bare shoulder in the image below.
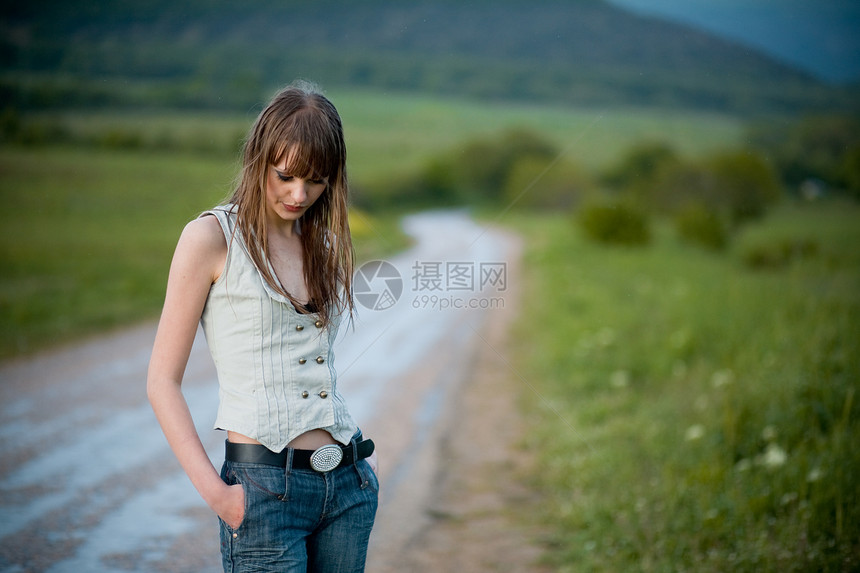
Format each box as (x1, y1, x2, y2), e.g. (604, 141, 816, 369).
(173, 214, 227, 281)
(184, 214, 226, 245)
(176, 215, 226, 255)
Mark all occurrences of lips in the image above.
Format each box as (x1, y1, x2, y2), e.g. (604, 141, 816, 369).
(283, 203, 304, 212)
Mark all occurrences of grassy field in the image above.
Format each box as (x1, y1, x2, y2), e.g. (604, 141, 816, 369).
(0, 147, 235, 356)
(0, 146, 403, 358)
(509, 201, 859, 571)
(34, 88, 743, 184)
(331, 89, 743, 185)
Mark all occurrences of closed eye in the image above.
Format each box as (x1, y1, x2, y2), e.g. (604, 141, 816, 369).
(274, 169, 326, 186)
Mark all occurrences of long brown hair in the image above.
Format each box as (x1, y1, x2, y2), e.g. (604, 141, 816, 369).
(229, 80, 354, 325)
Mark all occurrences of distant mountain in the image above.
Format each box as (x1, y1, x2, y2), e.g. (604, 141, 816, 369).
(607, 0, 860, 84)
(1, 0, 855, 115)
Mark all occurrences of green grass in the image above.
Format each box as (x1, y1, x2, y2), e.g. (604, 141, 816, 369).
(0, 147, 237, 356)
(508, 200, 859, 571)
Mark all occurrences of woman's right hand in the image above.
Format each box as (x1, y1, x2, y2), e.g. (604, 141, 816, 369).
(214, 483, 245, 530)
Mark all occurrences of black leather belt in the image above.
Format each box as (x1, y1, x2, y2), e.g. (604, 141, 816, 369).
(225, 438, 375, 472)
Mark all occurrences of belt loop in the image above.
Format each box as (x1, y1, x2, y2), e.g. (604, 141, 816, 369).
(284, 447, 294, 500)
(285, 448, 295, 476)
(350, 435, 367, 488)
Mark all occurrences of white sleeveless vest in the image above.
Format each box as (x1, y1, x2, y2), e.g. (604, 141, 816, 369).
(199, 205, 357, 451)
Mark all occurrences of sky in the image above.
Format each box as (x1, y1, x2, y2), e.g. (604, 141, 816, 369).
(607, 0, 860, 83)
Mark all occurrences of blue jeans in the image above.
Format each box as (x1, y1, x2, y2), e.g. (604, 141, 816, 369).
(218, 443, 379, 572)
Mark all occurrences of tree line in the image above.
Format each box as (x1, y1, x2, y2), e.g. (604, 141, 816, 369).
(363, 113, 859, 253)
(2, 0, 857, 116)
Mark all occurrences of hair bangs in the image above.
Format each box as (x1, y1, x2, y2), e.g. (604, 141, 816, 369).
(270, 109, 342, 181)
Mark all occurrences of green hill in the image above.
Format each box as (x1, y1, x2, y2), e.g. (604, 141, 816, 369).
(1, 0, 855, 114)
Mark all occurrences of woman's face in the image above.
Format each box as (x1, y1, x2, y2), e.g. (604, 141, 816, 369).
(264, 152, 328, 225)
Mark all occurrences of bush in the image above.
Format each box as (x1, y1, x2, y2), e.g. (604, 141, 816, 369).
(456, 127, 559, 203)
(748, 114, 860, 195)
(577, 201, 650, 246)
(675, 202, 729, 250)
(841, 144, 860, 201)
(742, 238, 820, 269)
(503, 156, 590, 210)
(601, 141, 680, 195)
(649, 150, 781, 227)
(381, 126, 561, 208)
(603, 142, 783, 227)
(648, 160, 715, 214)
(706, 150, 782, 225)
(412, 156, 461, 205)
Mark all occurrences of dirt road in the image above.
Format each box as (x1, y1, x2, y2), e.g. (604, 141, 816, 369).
(0, 211, 543, 572)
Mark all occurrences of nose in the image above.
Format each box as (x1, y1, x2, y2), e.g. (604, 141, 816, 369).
(290, 180, 309, 204)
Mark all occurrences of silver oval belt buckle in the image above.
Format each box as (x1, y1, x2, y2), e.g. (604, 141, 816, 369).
(309, 444, 344, 472)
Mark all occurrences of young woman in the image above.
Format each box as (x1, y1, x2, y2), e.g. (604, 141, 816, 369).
(147, 81, 378, 572)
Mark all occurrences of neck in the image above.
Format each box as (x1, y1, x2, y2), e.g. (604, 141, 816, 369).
(267, 216, 300, 239)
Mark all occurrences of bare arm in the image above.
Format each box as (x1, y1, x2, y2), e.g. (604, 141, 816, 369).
(146, 215, 243, 528)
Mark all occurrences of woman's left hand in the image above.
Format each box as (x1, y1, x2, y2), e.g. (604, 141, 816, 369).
(366, 450, 379, 476)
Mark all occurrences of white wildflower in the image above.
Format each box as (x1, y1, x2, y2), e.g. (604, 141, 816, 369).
(685, 424, 705, 441)
(711, 369, 734, 388)
(761, 443, 788, 469)
(807, 467, 823, 483)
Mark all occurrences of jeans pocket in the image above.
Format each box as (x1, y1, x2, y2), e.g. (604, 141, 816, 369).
(219, 461, 250, 532)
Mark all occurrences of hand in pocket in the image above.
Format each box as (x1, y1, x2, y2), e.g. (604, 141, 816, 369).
(216, 483, 245, 530)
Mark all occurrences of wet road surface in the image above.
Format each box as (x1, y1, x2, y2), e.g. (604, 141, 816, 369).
(0, 211, 517, 572)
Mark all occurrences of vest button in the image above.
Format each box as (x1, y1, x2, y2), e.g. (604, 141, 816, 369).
(301, 391, 309, 398)
(315, 356, 324, 364)
(314, 320, 323, 328)
(295, 324, 304, 331)
(298, 358, 307, 365)
(319, 391, 328, 399)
